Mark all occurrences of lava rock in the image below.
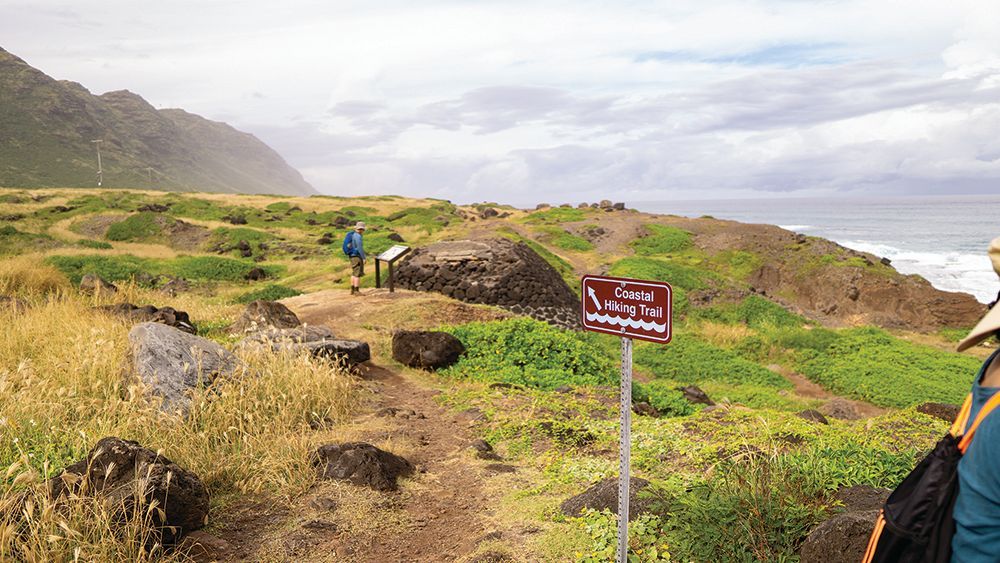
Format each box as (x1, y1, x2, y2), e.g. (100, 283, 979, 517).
(137, 203, 170, 213)
(129, 322, 244, 414)
(80, 273, 117, 295)
(244, 267, 268, 281)
(612, 202, 626, 210)
(240, 326, 370, 366)
(677, 385, 715, 406)
(50, 437, 209, 546)
(800, 510, 880, 563)
(796, 409, 830, 425)
(560, 477, 653, 521)
(312, 442, 414, 491)
(470, 439, 502, 461)
(230, 300, 301, 334)
(96, 303, 196, 334)
(917, 402, 961, 422)
(387, 233, 405, 243)
(479, 207, 499, 219)
(391, 330, 465, 370)
(820, 398, 862, 421)
(833, 485, 890, 513)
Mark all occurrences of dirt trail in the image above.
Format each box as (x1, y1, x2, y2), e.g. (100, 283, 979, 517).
(281, 289, 500, 562)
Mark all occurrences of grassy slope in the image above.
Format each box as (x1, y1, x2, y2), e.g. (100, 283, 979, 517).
(0, 189, 982, 561)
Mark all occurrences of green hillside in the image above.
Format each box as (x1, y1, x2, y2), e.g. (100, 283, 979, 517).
(0, 46, 315, 196)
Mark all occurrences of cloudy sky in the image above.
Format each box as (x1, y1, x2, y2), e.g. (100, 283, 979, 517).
(3, 1, 1000, 204)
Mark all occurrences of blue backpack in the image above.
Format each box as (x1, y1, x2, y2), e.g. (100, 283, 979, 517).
(342, 231, 355, 256)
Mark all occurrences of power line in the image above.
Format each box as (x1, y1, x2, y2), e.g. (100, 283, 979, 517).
(90, 139, 103, 187)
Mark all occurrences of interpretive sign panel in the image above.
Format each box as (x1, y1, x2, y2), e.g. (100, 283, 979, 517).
(580, 275, 673, 343)
(377, 245, 410, 263)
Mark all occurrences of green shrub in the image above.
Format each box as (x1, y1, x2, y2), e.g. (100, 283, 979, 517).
(0, 225, 18, 236)
(523, 207, 587, 224)
(609, 257, 710, 291)
(385, 203, 459, 231)
(46, 255, 152, 285)
(533, 226, 594, 251)
(233, 284, 302, 304)
(712, 250, 764, 280)
(47, 254, 283, 285)
(630, 224, 693, 255)
(441, 318, 615, 390)
(771, 326, 841, 353)
(662, 455, 827, 562)
(75, 239, 113, 249)
(170, 256, 281, 282)
(633, 380, 696, 416)
(635, 336, 791, 389)
(698, 382, 815, 411)
(694, 295, 804, 330)
(575, 510, 673, 562)
(105, 212, 167, 241)
(797, 327, 980, 407)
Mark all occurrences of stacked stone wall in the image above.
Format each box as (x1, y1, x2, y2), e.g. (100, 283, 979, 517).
(394, 238, 579, 329)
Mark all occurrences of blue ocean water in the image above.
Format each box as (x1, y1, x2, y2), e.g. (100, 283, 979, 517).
(634, 195, 1000, 303)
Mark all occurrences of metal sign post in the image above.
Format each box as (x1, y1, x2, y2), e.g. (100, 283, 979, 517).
(618, 335, 632, 563)
(580, 274, 672, 563)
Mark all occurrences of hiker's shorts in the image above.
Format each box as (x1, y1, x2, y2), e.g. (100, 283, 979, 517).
(351, 256, 365, 277)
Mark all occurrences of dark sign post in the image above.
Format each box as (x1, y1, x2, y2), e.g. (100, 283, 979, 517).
(581, 275, 672, 563)
(374, 245, 411, 292)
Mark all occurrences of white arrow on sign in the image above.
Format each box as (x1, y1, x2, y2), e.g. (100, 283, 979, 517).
(587, 286, 602, 311)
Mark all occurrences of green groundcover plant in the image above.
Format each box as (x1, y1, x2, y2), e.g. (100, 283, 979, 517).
(441, 317, 616, 389)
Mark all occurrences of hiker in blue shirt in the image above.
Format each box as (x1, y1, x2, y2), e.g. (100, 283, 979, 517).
(953, 236, 1000, 562)
(342, 221, 366, 295)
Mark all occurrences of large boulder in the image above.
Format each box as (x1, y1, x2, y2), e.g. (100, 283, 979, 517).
(229, 300, 300, 334)
(96, 303, 196, 334)
(49, 437, 209, 546)
(560, 477, 653, 521)
(391, 330, 465, 370)
(800, 510, 879, 563)
(240, 326, 370, 366)
(129, 322, 244, 414)
(311, 442, 414, 491)
(80, 273, 117, 295)
(394, 238, 580, 329)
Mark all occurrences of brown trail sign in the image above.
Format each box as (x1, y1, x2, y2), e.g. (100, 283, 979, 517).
(581, 275, 672, 343)
(581, 274, 672, 562)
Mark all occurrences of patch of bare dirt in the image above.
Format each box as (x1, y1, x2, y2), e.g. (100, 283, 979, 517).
(772, 365, 887, 419)
(71, 213, 127, 238)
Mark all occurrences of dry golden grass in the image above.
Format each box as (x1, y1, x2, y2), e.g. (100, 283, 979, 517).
(0, 292, 363, 561)
(0, 255, 71, 296)
(695, 320, 757, 349)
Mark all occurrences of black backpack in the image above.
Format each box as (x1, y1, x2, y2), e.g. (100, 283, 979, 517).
(862, 392, 1000, 562)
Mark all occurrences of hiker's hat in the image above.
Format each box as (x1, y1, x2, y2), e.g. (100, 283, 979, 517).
(355, 221, 366, 230)
(957, 236, 1000, 351)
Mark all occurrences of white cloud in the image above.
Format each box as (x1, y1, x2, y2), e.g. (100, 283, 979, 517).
(2, 0, 999, 203)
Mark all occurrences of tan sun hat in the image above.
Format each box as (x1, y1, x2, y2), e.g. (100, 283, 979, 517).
(957, 236, 1000, 352)
(355, 221, 366, 230)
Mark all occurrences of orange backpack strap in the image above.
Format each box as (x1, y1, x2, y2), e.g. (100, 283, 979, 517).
(950, 394, 974, 438)
(958, 392, 1000, 454)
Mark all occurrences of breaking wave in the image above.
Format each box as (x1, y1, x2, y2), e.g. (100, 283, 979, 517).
(585, 311, 667, 332)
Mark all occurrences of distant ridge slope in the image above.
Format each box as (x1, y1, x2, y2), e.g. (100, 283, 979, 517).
(0, 46, 315, 196)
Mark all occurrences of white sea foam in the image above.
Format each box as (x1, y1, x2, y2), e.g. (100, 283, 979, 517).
(585, 311, 667, 332)
(778, 225, 814, 232)
(838, 240, 998, 303)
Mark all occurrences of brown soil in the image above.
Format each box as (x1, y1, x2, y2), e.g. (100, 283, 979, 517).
(205, 289, 511, 562)
(71, 213, 127, 238)
(774, 366, 887, 419)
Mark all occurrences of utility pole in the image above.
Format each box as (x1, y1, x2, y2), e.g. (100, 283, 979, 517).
(91, 139, 103, 187)
(146, 167, 154, 183)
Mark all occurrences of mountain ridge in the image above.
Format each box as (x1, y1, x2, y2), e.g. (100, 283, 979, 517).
(0, 46, 316, 196)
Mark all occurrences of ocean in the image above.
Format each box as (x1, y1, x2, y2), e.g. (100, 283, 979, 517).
(634, 195, 1000, 304)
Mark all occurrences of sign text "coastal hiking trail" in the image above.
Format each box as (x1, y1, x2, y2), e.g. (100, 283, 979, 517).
(580, 275, 673, 343)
